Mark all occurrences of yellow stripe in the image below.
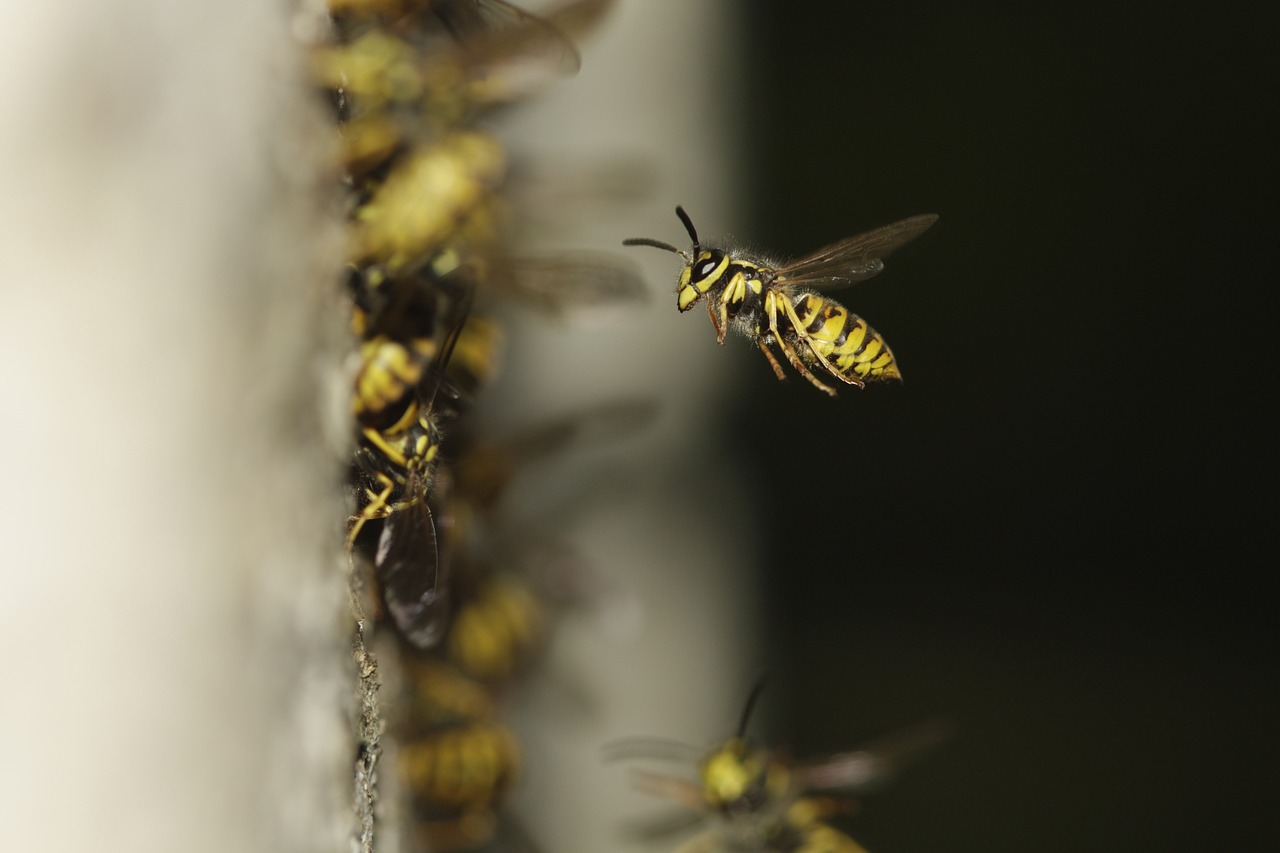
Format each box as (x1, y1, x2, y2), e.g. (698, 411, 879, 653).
(678, 284, 699, 310)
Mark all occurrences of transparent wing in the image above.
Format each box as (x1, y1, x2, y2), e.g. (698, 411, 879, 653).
(438, 0, 616, 84)
(498, 251, 650, 315)
(618, 809, 708, 843)
(776, 214, 938, 289)
(454, 399, 658, 511)
(791, 718, 951, 793)
(601, 736, 706, 765)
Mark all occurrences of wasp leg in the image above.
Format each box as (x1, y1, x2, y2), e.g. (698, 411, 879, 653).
(348, 434, 411, 554)
(706, 298, 726, 344)
(347, 470, 395, 554)
(765, 298, 838, 396)
(773, 332, 838, 396)
(756, 339, 788, 381)
(778, 295, 866, 391)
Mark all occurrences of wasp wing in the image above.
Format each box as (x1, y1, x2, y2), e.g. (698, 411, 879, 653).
(453, 399, 657, 510)
(791, 718, 951, 793)
(497, 252, 650, 315)
(376, 477, 451, 648)
(437, 0, 616, 93)
(776, 214, 938, 289)
(600, 737, 706, 765)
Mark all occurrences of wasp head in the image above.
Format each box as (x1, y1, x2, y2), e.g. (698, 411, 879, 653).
(699, 737, 791, 818)
(624, 205, 728, 311)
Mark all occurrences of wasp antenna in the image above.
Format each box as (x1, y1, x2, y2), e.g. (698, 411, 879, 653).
(623, 237, 679, 253)
(674, 205, 700, 251)
(736, 676, 770, 740)
(421, 285, 474, 411)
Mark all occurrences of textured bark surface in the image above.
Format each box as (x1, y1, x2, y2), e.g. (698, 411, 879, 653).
(0, 3, 353, 852)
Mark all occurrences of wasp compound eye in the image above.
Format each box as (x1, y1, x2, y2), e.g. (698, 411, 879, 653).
(693, 252, 723, 282)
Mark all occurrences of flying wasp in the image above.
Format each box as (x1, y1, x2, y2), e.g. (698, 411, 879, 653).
(607, 683, 948, 853)
(625, 207, 937, 396)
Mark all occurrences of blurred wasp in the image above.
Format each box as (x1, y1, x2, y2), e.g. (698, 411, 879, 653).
(607, 683, 948, 853)
(396, 655, 523, 851)
(327, 0, 610, 53)
(625, 207, 937, 396)
(316, 0, 613, 179)
(446, 400, 655, 682)
(391, 399, 653, 853)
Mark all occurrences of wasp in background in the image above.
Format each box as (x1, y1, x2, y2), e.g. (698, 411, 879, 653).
(388, 399, 653, 853)
(438, 398, 655, 682)
(315, 0, 612, 183)
(607, 683, 948, 853)
(625, 207, 936, 396)
(395, 655, 523, 852)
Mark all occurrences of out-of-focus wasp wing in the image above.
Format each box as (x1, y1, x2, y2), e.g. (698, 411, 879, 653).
(776, 214, 938, 289)
(496, 251, 650, 315)
(440, 0, 616, 102)
(671, 830, 729, 853)
(601, 737, 706, 765)
(791, 718, 951, 793)
(617, 809, 708, 844)
(455, 398, 658, 511)
(507, 155, 657, 243)
(376, 476, 450, 647)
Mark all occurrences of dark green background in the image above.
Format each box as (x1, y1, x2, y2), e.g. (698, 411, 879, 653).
(735, 4, 1276, 852)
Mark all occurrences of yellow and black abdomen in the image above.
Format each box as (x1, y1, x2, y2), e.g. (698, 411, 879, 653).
(397, 657, 523, 851)
(399, 720, 521, 811)
(446, 573, 544, 684)
(787, 291, 901, 384)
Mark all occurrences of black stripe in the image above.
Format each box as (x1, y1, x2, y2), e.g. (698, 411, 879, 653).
(833, 310, 861, 349)
(804, 301, 832, 335)
(851, 325, 877, 358)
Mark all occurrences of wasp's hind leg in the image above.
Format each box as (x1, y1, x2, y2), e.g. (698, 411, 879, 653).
(776, 336, 838, 396)
(764, 322, 838, 396)
(755, 339, 788, 382)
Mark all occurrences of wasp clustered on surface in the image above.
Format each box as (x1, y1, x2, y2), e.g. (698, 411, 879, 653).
(314, 1, 941, 851)
(315, 0, 642, 850)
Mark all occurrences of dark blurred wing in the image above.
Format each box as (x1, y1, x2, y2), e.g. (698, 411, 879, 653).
(791, 718, 951, 793)
(376, 482, 450, 648)
(776, 214, 938, 289)
(502, 251, 650, 314)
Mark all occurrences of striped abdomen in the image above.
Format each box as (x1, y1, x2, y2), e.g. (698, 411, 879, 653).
(399, 721, 521, 811)
(788, 291, 900, 383)
(354, 335, 437, 428)
(447, 574, 544, 683)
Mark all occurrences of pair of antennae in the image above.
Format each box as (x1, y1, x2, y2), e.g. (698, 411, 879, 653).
(623, 205, 700, 261)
